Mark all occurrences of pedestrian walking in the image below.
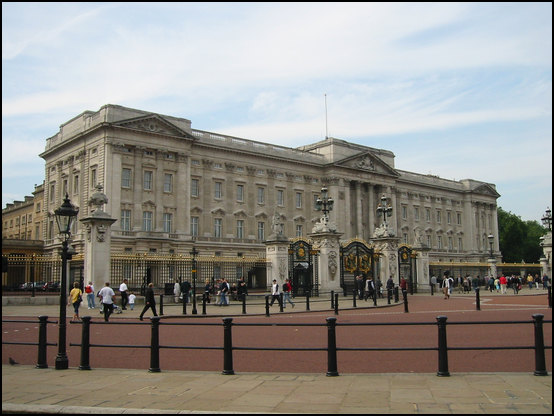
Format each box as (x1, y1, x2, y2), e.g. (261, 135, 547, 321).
(119, 279, 129, 310)
(68, 281, 83, 322)
(204, 280, 213, 303)
(376, 277, 383, 298)
(237, 277, 248, 301)
(85, 281, 95, 309)
(442, 276, 451, 299)
(282, 278, 295, 308)
(128, 292, 136, 310)
(269, 279, 281, 307)
(535, 274, 541, 289)
(174, 279, 181, 303)
(98, 282, 116, 322)
(139, 282, 158, 321)
(218, 278, 229, 306)
(400, 276, 407, 291)
(543, 274, 550, 289)
(499, 275, 507, 294)
(364, 277, 375, 300)
(181, 280, 191, 304)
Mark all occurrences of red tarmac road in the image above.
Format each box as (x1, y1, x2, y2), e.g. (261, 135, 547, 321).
(2, 294, 551, 374)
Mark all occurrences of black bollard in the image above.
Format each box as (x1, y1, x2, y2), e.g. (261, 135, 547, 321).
(373, 290, 377, 307)
(387, 289, 391, 305)
(306, 292, 310, 311)
(402, 289, 409, 313)
(532, 314, 547, 376)
(182, 295, 187, 315)
(79, 316, 91, 370)
(242, 293, 247, 314)
(36, 315, 49, 369)
(326, 317, 339, 376)
(159, 295, 163, 316)
(265, 295, 270, 317)
(279, 293, 284, 312)
(475, 287, 480, 311)
(334, 293, 339, 315)
(222, 318, 235, 375)
(394, 286, 399, 303)
(431, 283, 434, 296)
(202, 294, 207, 315)
(548, 286, 552, 308)
(352, 289, 357, 308)
(436, 316, 450, 377)
(330, 290, 335, 309)
(149, 316, 161, 372)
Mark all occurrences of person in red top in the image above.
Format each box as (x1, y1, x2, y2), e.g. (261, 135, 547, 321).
(400, 277, 407, 291)
(499, 275, 508, 294)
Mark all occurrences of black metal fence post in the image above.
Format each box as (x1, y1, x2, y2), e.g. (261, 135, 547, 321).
(36, 315, 48, 369)
(402, 290, 409, 313)
(352, 289, 357, 307)
(242, 293, 247, 314)
(326, 317, 339, 377)
(182, 295, 187, 315)
(265, 295, 270, 317)
(279, 293, 284, 312)
(387, 289, 391, 304)
(330, 290, 335, 309)
(430, 283, 434, 296)
(149, 316, 161, 372)
(548, 286, 552, 308)
(202, 294, 207, 315)
(532, 314, 547, 376)
(373, 290, 377, 307)
(159, 295, 164, 316)
(306, 292, 310, 311)
(222, 318, 234, 375)
(436, 316, 450, 377)
(394, 286, 399, 303)
(334, 293, 339, 315)
(79, 316, 91, 370)
(475, 287, 481, 311)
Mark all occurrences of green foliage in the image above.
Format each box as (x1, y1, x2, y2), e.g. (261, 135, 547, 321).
(497, 207, 548, 263)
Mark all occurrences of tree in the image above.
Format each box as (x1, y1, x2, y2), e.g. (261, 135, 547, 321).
(497, 207, 547, 263)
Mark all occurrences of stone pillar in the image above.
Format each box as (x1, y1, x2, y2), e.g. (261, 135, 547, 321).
(265, 212, 289, 290)
(80, 185, 117, 293)
(309, 231, 343, 293)
(372, 237, 401, 283)
(540, 232, 552, 278)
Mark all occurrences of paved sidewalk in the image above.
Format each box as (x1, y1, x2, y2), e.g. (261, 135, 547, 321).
(2, 365, 552, 414)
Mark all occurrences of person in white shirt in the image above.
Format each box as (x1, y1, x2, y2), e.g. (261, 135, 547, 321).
(128, 292, 136, 310)
(98, 282, 116, 322)
(269, 279, 281, 307)
(119, 279, 129, 310)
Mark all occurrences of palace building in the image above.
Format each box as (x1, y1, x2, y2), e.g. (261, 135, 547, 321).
(35, 104, 500, 280)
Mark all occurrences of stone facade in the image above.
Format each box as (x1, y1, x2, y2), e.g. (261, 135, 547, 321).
(37, 104, 500, 266)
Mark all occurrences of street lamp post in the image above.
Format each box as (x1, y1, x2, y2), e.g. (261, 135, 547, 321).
(315, 187, 334, 220)
(376, 194, 393, 225)
(54, 194, 79, 370)
(542, 207, 552, 231)
(190, 246, 199, 315)
(488, 234, 494, 259)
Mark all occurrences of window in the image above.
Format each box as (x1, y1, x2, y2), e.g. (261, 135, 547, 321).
(414, 206, 419, 221)
(63, 179, 68, 196)
(121, 210, 131, 231)
(214, 218, 222, 238)
(257, 187, 265, 204)
(257, 222, 265, 240)
(121, 168, 132, 188)
(403, 233, 408, 244)
(73, 175, 79, 194)
(425, 208, 431, 222)
(90, 168, 97, 188)
(236, 220, 244, 239)
(437, 235, 443, 249)
(448, 236, 453, 250)
(402, 205, 407, 220)
(447, 211, 452, 224)
(191, 179, 199, 197)
(296, 224, 303, 237)
(237, 185, 244, 202)
(277, 189, 284, 206)
(295, 192, 302, 208)
(163, 213, 173, 233)
(215, 182, 222, 199)
(144, 171, 153, 191)
(164, 174, 173, 193)
(191, 216, 199, 237)
(426, 235, 431, 248)
(436, 210, 441, 224)
(457, 213, 462, 225)
(458, 237, 463, 251)
(142, 211, 153, 231)
(50, 183, 55, 203)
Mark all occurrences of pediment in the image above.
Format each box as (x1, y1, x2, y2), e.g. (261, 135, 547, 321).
(233, 209, 247, 218)
(333, 152, 399, 177)
(211, 207, 226, 216)
(190, 206, 203, 214)
(255, 212, 268, 219)
(114, 114, 195, 139)
(472, 184, 500, 197)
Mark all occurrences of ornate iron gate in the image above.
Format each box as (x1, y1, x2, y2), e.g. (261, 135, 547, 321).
(288, 239, 317, 296)
(398, 245, 416, 294)
(340, 239, 375, 296)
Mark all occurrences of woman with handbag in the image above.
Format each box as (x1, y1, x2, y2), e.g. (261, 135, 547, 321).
(68, 281, 83, 322)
